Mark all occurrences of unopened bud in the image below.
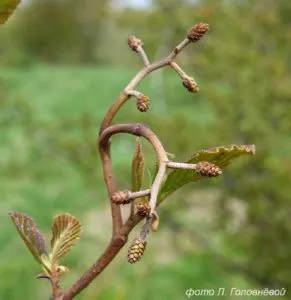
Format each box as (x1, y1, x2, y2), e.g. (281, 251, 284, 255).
(137, 94, 150, 112)
(183, 77, 199, 93)
(111, 190, 130, 205)
(196, 161, 222, 177)
(127, 35, 143, 52)
(187, 23, 209, 43)
(136, 201, 151, 217)
(56, 265, 69, 274)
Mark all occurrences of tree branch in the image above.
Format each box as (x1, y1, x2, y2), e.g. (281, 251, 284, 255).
(63, 124, 169, 299)
(99, 37, 192, 134)
(63, 236, 127, 300)
(59, 24, 209, 299)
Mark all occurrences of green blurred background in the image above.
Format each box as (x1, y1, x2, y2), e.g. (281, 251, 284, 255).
(1, 0, 291, 299)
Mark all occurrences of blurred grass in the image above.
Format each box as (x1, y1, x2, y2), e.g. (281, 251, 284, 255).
(0, 64, 264, 299)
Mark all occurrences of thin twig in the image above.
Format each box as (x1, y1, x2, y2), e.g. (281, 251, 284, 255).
(139, 217, 152, 241)
(128, 189, 151, 201)
(111, 189, 151, 205)
(136, 44, 150, 67)
(167, 161, 197, 170)
(170, 61, 188, 79)
(149, 162, 166, 215)
(127, 90, 142, 98)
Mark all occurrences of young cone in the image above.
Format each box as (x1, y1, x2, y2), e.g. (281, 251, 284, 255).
(187, 23, 209, 43)
(136, 200, 151, 217)
(127, 35, 143, 52)
(196, 161, 222, 177)
(127, 238, 146, 264)
(183, 76, 199, 93)
(137, 95, 150, 112)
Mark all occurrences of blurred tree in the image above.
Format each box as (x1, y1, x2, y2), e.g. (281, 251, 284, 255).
(3, 0, 110, 63)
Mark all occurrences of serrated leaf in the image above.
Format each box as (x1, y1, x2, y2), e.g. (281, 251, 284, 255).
(9, 212, 51, 274)
(158, 144, 255, 203)
(50, 214, 81, 264)
(131, 138, 145, 192)
(0, 0, 20, 25)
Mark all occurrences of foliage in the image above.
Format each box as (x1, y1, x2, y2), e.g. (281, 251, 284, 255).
(159, 144, 255, 201)
(0, 0, 20, 25)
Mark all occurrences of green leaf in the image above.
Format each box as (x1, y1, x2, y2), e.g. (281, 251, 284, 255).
(158, 144, 255, 203)
(131, 138, 145, 192)
(50, 214, 81, 264)
(0, 0, 20, 25)
(9, 212, 51, 275)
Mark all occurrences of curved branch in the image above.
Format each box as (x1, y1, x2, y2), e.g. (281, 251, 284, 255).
(100, 124, 169, 216)
(63, 124, 169, 299)
(99, 123, 168, 163)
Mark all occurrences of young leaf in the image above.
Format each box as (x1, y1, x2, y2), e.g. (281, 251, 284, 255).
(131, 138, 145, 192)
(9, 212, 51, 274)
(0, 0, 20, 25)
(158, 144, 255, 203)
(50, 214, 81, 264)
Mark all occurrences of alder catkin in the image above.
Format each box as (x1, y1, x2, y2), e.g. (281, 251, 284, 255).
(127, 238, 147, 264)
(196, 161, 222, 177)
(187, 23, 209, 43)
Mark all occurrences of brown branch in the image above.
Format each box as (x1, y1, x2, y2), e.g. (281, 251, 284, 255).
(99, 124, 168, 162)
(63, 236, 127, 300)
(99, 124, 169, 215)
(62, 124, 169, 299)
(170, 61, 188, 79)
(111, 189, 151, 205)
(99, 139, 123, 236)
(136, 44, 150, 67)
(50, 268, 63, 300)
(59, 24, 209, 299)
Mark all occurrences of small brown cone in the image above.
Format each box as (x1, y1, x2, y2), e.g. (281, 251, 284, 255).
(127, 35, 143, 52)
(187, 23, 209, 43)
(127, 238, 146, 264)
(183, 77, 199, 93)
(196, 161, 222, 177)
(137, 95, 150, 112)
(136, 201, 151, 217)
(111, 190, 130, 205)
